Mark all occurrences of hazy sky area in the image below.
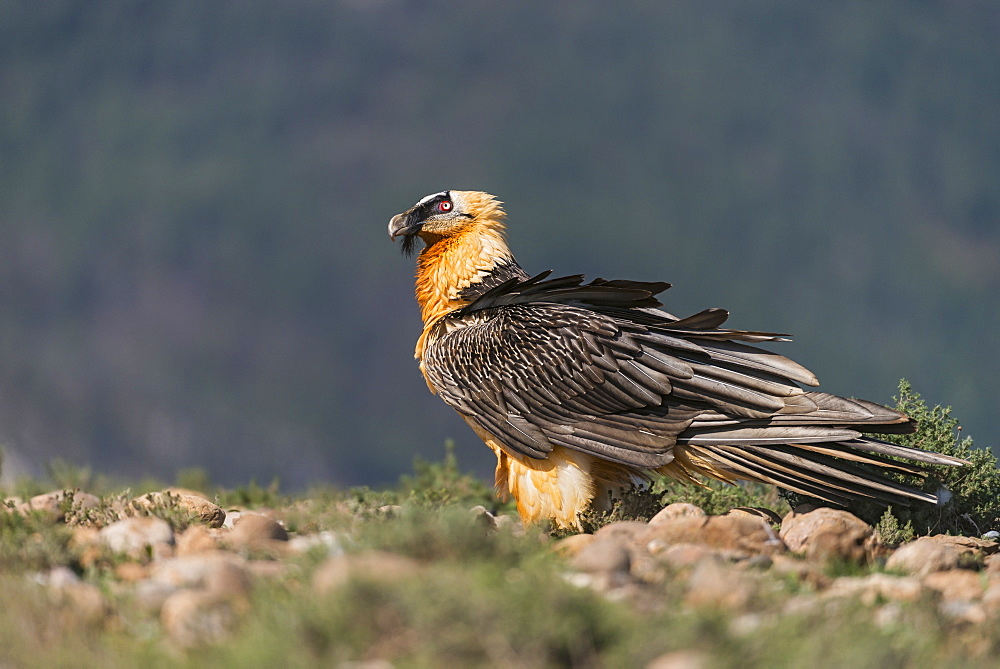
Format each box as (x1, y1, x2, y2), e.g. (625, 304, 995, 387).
(0, 2, 997, 489)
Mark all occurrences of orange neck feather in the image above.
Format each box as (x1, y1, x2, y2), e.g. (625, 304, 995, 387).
(413, 222, 512, 358)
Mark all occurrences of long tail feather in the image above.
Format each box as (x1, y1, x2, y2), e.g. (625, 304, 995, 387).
(674, 437, 965, 507)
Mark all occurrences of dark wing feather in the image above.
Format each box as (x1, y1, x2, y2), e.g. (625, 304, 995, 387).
(422, 273, 963, 502)
(419, 272, 968, 508)
(459, 271, 671, 313)
(423, 273, 826, 468)
(423, 302, 703, 466)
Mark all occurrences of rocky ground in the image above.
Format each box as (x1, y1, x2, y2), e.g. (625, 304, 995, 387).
(3, 483, 1000, 667)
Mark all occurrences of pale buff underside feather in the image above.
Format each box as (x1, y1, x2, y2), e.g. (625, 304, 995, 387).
(462, 417, 654, 530)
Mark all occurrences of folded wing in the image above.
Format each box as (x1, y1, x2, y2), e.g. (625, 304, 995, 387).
(422, 273, 964, 505)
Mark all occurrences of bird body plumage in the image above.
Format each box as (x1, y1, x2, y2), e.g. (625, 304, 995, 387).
(389, 191, 965, 529)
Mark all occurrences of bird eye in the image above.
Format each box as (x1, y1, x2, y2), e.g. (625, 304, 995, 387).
(437, 200, 453, 212)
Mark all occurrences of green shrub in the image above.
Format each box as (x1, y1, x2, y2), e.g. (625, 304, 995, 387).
(656, 478, 789, 517)
(0, 510, 74, 572)
(844, 380, 999, 535)
(873, 506, 916, 545)
(400, 440, 498, 510)
(578, 478, 789, 534)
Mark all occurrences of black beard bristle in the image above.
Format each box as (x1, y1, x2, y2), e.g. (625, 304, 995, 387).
(400, 233, 419, 257)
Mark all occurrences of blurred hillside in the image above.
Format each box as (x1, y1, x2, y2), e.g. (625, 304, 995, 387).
(0, 1, 997, 488)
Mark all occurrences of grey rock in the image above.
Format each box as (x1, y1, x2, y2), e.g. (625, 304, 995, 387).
(640, 515, 785, 556)
(568, 537, 631, 575)
(161, 589, 240, 647)
(923, 569, 986, 602)
(20, 490, 100, 521)
(100, 516, 174, 557)
(823, 573, 927, 604)
(780, 508, 872, 563)
(886, 537, 966, 576)
(649, 503, 705, 525)
(228, 513, 289, 547)
(148, 553, 253, 600)
(287, 531, 344, 557)
(136, 491, 226, 528)
(684, 560, 758, 609)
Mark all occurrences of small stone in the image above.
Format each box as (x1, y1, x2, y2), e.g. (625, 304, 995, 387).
(133, 580, 182, 613)
(313, 552, 421, 594)
(684, 560, 757, 609)
(469, 505, 497, 529)
(769, 554, 831, 589)
(71, 526, 104, 570)
(567, 537, 631, 575)
(70, 525, 101, 548)
(227, 513, 289, 549)
(222, 509, 244, 530)
(823, 573, 927, 604)
(886, 537, 967, 576)
(552, 533, 596, 559)
(161, 589, 239, 647)
(939, 600, 987, 624)
(985, 554, 1000, 575)
(99, 516, 174, 558)
(649, 503, 705, 525)
(148, 553, 252, 601)
(162, 486, 212, 499)
(286, 531, 344, 557)
(729, 612, 768, 636)
(780, 508, 872, 563)
(20, 490, 100, 521)
(782, 594, 825, 617)
(652, 543, 726, 570)
(639, 515, 785, 556)
(55, 582, 109, 627)
(923, 534, 998, 557)
(981, 582, 1000, 615)
(39, 565, 80, 588)
(71, 491, 101, 509)
(176, 525, 220, 555)
(593, 521, 649, 542)
(923, 570, 986, 602)
(174, 495, 226, 528)
(38, 567, 108, 626)
(115, 561, 149, 582)
(646, 649, 711, 669)
(135, 492, 226, 528)
(492, 515, 524, 534)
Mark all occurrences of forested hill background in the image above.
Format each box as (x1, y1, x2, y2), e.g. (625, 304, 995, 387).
(1, 2, 997, 489)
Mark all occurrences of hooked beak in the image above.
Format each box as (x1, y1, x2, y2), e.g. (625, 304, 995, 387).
(388, 212, 422, 240)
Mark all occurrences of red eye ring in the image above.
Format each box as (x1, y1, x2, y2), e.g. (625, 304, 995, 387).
(438, 200, 452, 212)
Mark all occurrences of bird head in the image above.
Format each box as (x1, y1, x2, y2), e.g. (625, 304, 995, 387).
(388, 190, 506, 256)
